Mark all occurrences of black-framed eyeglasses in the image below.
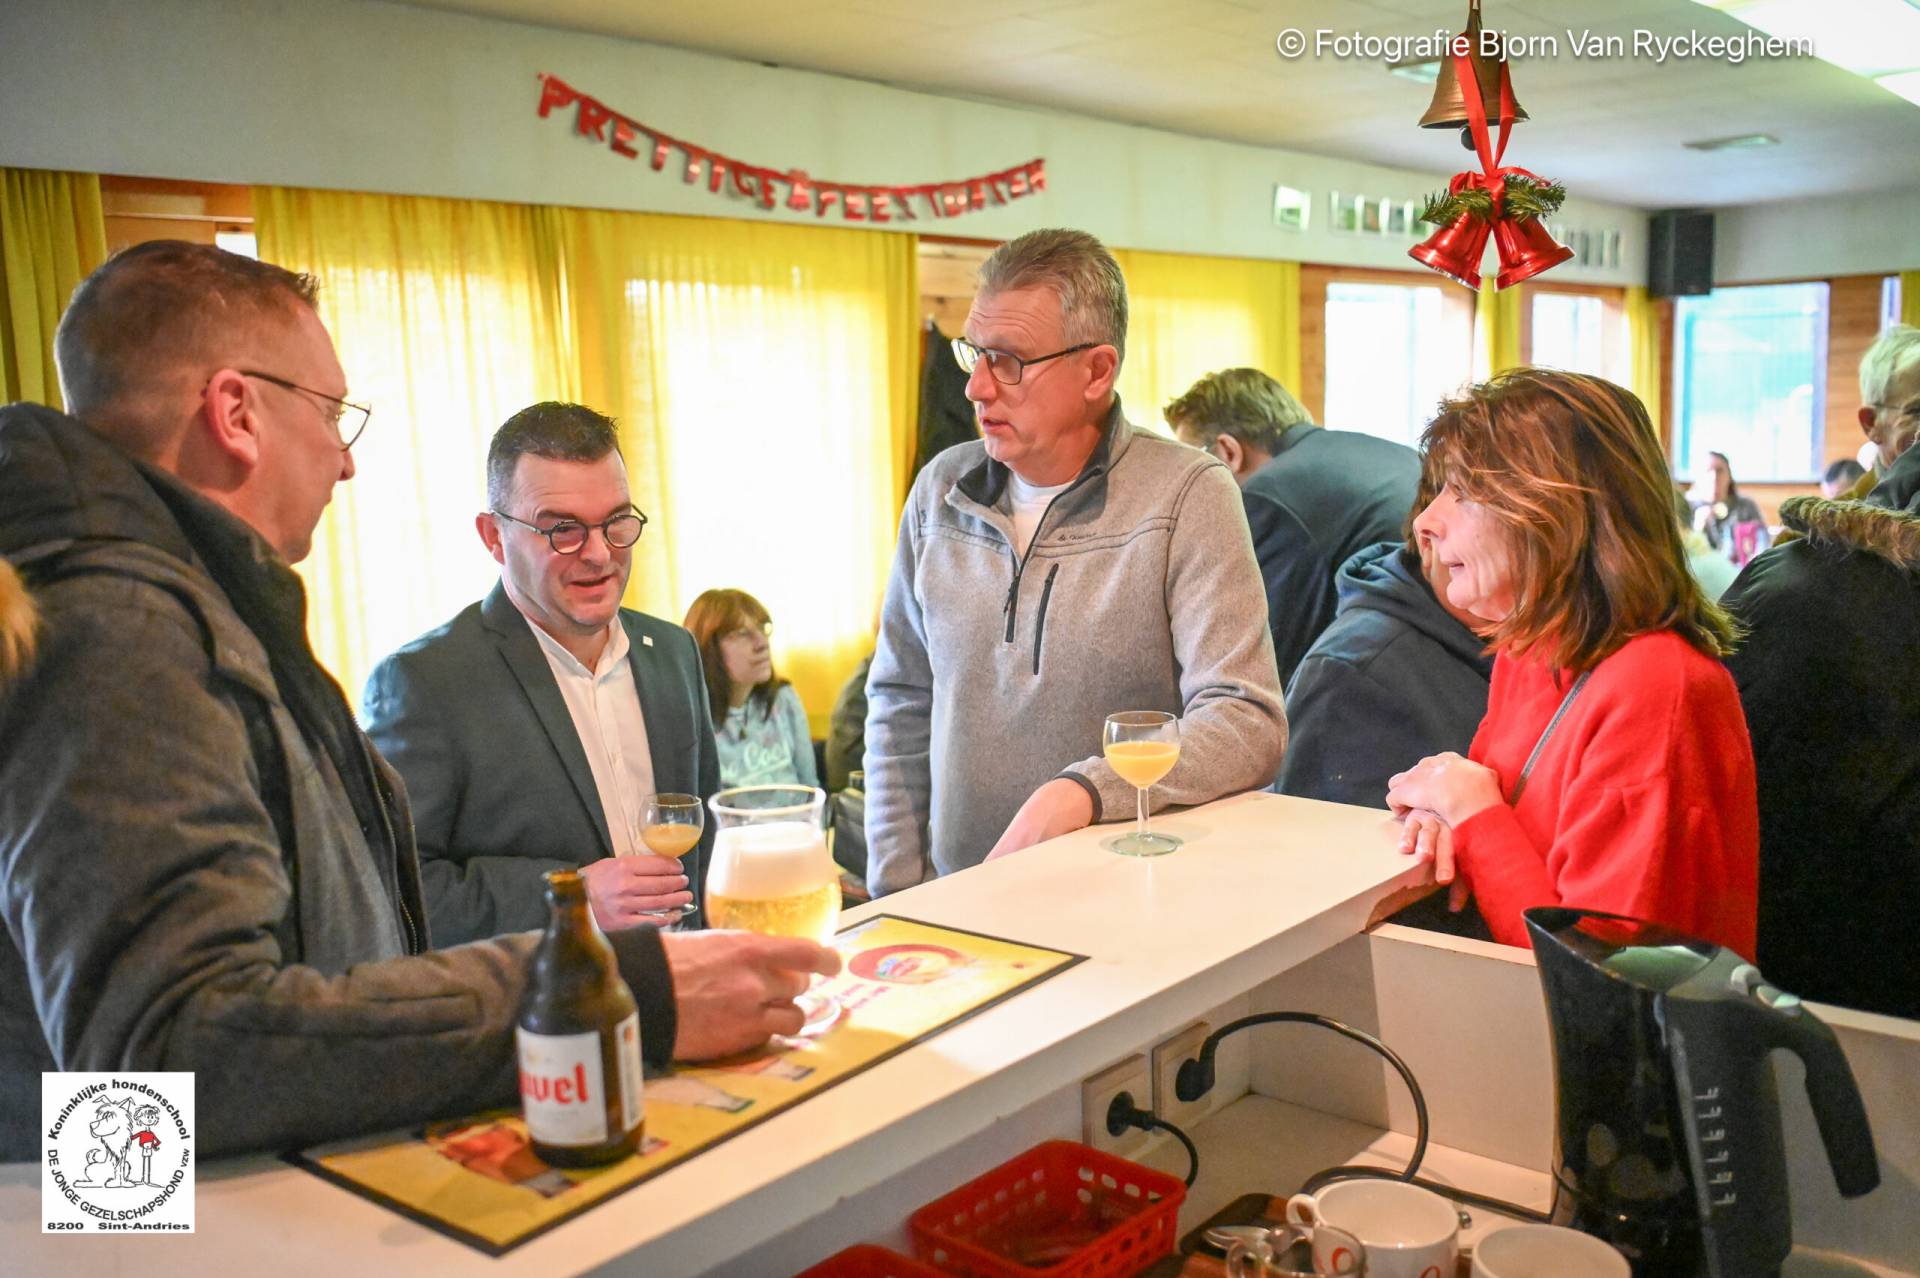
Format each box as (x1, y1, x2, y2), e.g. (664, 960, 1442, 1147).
(239, 370, 372, 450)
(491, 507, 647, 554)
(951, 337, 1097, 386)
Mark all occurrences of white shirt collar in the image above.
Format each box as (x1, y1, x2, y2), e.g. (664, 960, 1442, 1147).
(525, 614, 628, 679)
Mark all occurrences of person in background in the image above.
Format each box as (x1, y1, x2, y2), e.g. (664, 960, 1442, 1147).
(1721, 362, 1920, 1019)
(1692, 450, 1770, 566)
(366, 403, 719, 944)
(0, 242, 834, 1163)
(825, 650, 872, 794)
(1165, 367, 1421, 689)
(685, 589, 817, 789)
(1821, 457, 1868, 500)
(1384, 369, 1758, 954)
(865, 229, 1286, 895)
(1856, 323, 1920, 480)
(1278, 470, 1492, 812)
(1675, 487, 1738, 602)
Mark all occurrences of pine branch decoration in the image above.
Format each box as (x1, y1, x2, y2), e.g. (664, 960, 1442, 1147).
(1502, 178, 1567, 222)
(1419, 186, 1496, 226)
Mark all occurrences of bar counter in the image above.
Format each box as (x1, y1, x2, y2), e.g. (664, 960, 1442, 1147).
(0, 791, 1425, 1277)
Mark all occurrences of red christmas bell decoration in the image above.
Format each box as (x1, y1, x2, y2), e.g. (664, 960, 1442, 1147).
(1409, 1, 1570, 290)
(1493, 213, 1574, 290)
(1410, 211, 1492, 290)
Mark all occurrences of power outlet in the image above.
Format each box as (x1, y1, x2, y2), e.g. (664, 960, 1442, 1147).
(1081, 1055, 1151, 1158)
(1151, 1021, 1211, 1131)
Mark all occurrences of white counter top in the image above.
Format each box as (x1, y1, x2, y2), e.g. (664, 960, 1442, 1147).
(0, 791, 1425, 1277)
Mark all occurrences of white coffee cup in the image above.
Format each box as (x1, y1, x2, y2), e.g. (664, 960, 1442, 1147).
(1286, 1180, 1460, 1278)
(1471, 1224, 1630, 1278)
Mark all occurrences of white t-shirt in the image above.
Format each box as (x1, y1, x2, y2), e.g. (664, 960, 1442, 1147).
(1006, 471, 1073, 558)
(526, 616, 655, 855)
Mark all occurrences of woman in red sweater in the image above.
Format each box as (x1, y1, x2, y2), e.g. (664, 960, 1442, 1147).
(1384, 369, 1758, 954)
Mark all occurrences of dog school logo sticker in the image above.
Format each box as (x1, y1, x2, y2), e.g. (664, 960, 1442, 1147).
(42, 1072, 194, 1233)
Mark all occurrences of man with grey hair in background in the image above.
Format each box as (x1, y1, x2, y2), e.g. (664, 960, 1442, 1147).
(863, 228, 1287, 895)
(1719, 320, 1920, 1019)
(1164, 367, 1421, 690)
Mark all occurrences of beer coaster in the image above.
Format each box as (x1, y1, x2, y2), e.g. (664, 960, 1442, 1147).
(288, 914, 1084, 1255)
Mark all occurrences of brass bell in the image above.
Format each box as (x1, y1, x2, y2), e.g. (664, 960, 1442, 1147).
(1420, 0, 1529, 148)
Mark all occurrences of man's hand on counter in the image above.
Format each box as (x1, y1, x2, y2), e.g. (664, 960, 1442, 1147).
(663, 932, 843, 1059)
(983, 777, 1095, 863)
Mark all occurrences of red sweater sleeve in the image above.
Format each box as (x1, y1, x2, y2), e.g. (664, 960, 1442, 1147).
(1454, 648, 1758, 954)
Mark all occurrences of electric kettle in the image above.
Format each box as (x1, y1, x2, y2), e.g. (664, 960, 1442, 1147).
(1524, 907, 1879, 1277)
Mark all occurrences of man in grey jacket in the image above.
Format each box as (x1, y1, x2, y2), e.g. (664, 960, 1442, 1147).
(864, 229, 1287, 895)
(0, 241, 834, 1162)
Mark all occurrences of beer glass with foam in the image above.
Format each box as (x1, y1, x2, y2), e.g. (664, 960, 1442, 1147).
(706, 785, 841, 1033)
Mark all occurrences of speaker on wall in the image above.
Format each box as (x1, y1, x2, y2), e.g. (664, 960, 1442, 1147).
(1648, 209, 1714, 298)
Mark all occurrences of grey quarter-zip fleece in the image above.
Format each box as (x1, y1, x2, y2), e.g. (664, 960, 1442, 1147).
(864, 398, 1288, 894)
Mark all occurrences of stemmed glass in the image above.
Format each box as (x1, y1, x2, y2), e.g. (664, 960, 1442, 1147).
(1102, 711, 1182, 857)
(634, 793, 703, 925)
(706, 785, 842, 1035)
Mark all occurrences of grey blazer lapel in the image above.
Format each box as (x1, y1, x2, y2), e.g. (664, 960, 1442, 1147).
(481, 583, 614, 856)
(623, 614, 689, 797)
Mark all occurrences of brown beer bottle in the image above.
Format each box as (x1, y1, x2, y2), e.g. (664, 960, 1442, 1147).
(515, 869, 645, 1167)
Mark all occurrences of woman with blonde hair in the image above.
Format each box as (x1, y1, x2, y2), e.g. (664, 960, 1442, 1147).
(1385, 369, 1758, 952)
(684, 589, 818, 789)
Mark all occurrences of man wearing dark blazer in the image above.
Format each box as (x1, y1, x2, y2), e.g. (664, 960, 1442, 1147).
(365, 402, 720, 947)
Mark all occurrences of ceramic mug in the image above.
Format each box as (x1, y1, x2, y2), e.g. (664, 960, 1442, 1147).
(1470, 1224, 1630, 1277)
(1285, 1181, 1459, 1278)
(1225, 1223, 1367, 1277)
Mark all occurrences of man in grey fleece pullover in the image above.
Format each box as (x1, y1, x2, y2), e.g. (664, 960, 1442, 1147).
(864, 229, 1288, 895)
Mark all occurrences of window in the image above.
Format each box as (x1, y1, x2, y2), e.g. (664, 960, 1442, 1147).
(1530, 291, 1626, 382)
(1323, 282, 1467, 447)
(1672, 283, 1830, 482)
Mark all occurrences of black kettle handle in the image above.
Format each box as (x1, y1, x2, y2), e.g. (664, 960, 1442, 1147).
(1775, 1009, 1880, 1198)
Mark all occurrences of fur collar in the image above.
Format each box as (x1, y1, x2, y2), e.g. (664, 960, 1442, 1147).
(0, 558, 36, 682)
(1780, 495, 1920, 570)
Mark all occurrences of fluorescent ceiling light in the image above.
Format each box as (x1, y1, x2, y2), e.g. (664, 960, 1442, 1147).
(1683, 132, 1780, 149)
(1876, 68, 1920, 105)
(1386, 59, 1442, 84)
(1695, 0, 1920, 88)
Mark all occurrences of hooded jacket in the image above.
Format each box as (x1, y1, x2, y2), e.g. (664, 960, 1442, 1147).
(0, 404, 673, 1161)
(1277, 541, 1494, 809)
(1722, 444, 1920, 1019)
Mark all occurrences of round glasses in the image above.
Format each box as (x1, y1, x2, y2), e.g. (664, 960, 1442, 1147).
(490, 508, 647, 554)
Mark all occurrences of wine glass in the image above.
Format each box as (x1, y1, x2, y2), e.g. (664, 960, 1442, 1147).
(634, 793, 703, 924)
(706, 785, 842, 1035)
(1102, 711, 1182, 856)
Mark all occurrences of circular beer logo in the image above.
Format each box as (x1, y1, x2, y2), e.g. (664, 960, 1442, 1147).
(848, 943, 965, 983)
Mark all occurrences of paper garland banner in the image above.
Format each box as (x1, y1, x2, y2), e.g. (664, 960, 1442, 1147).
(535, 73, 1046, 222)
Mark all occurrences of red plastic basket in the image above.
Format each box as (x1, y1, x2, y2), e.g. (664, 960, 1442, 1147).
(908, 1140, 1187, 1278)
(795, 1243, 948, 1278)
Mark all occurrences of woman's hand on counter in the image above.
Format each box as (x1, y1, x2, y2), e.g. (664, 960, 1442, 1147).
(1386, 751, 1504, 828)
(1394, 807, 1476, 914)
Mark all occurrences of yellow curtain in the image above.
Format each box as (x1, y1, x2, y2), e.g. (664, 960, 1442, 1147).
(535, 206, 916, 732)
(1902, 271, 1920, 328)
(257, 187, 916, 731)
(256, 187, 574, 703)
(1474, 278, 1523, 380)
(1624, 285, 1665, 440)
(0, 168, 108, 409)
(1111, 248, 1301, 433)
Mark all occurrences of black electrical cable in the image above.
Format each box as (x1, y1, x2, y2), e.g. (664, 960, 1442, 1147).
(1174, 1011, 1430, 1185)
(1106, 1092, 1199, 1187)
(1174, 1012, 1551, 1224)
